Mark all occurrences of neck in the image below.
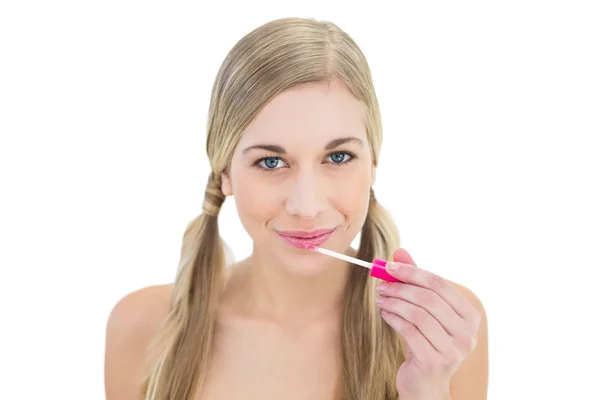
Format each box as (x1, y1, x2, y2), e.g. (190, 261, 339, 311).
(232, 245, 355, 325)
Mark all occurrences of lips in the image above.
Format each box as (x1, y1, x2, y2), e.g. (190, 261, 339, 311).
(276, 228, 336, 249)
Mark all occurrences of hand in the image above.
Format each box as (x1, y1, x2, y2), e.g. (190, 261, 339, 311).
(375, 249, 482, 400)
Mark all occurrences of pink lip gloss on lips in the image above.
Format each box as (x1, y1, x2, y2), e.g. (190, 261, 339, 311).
(309, 246, 402, 283)
(276, 228, 336, 249)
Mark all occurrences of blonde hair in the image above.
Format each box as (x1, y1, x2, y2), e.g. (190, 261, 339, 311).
(142, 17, 405, 399)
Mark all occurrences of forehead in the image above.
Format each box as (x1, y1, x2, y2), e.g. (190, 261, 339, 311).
(238, 80, 367, 149)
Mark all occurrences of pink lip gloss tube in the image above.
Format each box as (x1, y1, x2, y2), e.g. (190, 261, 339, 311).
(311, 246, 402, 283)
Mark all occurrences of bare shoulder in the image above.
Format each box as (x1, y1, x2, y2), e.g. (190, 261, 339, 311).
(104, 283, 173, 400)
(107, 283, 173, 332)
(447, 280, 489, 400)
(448, 280, 486, 315)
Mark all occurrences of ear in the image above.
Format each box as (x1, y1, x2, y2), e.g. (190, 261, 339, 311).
(221, 172, 232, 196)
(370, 165, 377, 186)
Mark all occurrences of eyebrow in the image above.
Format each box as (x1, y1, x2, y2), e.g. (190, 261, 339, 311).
(242, 136, 364, 155)
(325, 137, 364, 150)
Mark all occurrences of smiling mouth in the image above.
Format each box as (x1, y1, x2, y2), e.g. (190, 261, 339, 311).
(275, 228, 336, 250)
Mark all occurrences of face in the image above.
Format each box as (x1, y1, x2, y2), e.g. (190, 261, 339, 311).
(221, 79, 376, 276)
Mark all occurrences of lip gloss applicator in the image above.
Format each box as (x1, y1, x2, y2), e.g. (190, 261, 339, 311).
(310, 246, 402, 283)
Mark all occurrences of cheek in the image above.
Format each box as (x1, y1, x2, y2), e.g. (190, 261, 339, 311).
(329, 166, 372, 224)
(231, 170, 281, 227)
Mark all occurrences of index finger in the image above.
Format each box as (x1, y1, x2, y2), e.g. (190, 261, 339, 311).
(386, 262, 474, 323)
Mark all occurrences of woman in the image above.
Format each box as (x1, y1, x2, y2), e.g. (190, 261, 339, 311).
(105, 17, 488, 400)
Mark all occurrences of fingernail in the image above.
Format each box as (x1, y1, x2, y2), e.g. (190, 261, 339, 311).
(387, 262, 399, 272)
(378, 282, 389, 292)
(376, 296, 385, 304)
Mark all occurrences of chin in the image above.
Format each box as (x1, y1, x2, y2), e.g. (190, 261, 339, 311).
(276, 251, 334, 277)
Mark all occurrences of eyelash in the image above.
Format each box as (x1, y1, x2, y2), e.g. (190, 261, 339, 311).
(252, 151, 357, 173)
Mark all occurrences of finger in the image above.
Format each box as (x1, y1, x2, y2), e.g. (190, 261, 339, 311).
(394, 248, 417, 266)
(378, 281, 465, 336)
(380, 309, 437, 363)
(385, 262, 476, 324)
(377, 295, 453, 353)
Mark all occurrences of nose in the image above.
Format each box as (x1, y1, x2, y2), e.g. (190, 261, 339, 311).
(285, 169, 328, 220)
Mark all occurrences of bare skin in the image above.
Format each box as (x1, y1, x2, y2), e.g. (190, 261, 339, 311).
(104, 259, 488, 400)
(104, 282, 172, 399)
(105, 258, 344, 400)
(199, 258, 344, 400)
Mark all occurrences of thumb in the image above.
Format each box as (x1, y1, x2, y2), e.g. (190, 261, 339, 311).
(394, 248, 417, 267)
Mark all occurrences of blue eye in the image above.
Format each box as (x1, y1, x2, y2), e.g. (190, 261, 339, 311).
(258, 157, 284, 169)
(327, 151, 356, 165)
(329, 152, 347, 163)
(254, 151, 356, 173)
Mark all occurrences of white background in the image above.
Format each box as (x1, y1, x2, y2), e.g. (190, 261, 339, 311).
(1, 1, 599, 399)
